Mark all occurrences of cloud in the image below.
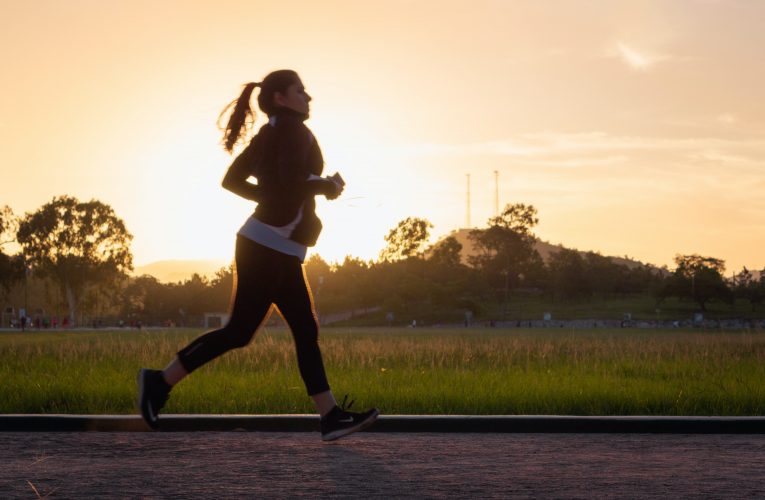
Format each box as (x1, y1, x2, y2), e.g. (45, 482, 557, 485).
(614, 42, 669, 70)
(515, 155, 629, 169)
(389, 141, 543, 158)
(717, 113, 737, 125)
(382, 132, 765, 184)
(387, 132, 765, 159)
(686, 150, 765, 172)
(516, 132, 765, 155)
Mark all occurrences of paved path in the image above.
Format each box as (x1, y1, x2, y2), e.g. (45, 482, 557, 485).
(2, 432, 765, 498)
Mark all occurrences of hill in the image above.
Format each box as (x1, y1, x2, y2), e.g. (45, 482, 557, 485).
(133, 259, 229, 284)
(444, 228, 654, 270)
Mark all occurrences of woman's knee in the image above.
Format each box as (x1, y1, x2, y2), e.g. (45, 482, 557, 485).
(220, 321, 258, 349)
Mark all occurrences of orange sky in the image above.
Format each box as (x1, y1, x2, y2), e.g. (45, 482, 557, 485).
(1, 0, 764, 273)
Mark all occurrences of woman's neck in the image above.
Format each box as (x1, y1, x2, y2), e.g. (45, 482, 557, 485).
(271, 106, 308, 121)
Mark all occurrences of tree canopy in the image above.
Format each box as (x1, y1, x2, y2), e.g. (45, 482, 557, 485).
(487, 203, 539, 235)
(379, 217, 433, 261)
(658, 254, 730, 311)
(469, 203, 543, 299)
(428, 236, 463, 268)
(732, 267, 765, 311)
(0, 206, 23, 294)
(17, 196, 133, 325)
(0, 205, 17, 248)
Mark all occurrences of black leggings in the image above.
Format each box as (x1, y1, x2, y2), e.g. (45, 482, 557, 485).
(176, 236, 330, 396)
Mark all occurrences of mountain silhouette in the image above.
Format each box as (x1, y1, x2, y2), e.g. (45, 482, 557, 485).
(133, 259, 229, 283)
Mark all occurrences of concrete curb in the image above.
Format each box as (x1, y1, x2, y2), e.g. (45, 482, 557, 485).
(1, 415, 765, 433)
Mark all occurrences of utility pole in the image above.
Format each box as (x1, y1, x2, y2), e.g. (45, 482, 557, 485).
(466, 173, 471, 228)
(22, 255, 28, 332)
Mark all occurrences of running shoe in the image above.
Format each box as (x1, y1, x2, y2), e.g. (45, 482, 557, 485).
(320, 395, 379, 441)
(137, 368, 171, 430)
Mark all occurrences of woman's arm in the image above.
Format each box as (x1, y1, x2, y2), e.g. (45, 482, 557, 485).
(276, 119, 338, 199)
(221, 142, 262, 202)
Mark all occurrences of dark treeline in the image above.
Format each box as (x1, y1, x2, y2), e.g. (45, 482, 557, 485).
(1, 197, 764, 328)
(304, 207, 764, 325)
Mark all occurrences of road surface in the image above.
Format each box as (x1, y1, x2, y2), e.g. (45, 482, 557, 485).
(2, 432, 764, 498)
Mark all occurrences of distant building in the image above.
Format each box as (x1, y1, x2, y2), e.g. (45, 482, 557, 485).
(2, 306, 16, 328)
(204, 312, 230, 329)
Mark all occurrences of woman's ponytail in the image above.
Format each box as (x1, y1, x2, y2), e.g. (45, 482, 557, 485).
(217, 70, 300, 153)
(218, 82, 259, 153)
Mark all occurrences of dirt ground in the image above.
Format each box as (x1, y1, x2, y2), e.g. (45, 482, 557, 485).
(2, 432, 765, 498)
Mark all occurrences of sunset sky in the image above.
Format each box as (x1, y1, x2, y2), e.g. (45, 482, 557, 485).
(2, 0, 764, 273)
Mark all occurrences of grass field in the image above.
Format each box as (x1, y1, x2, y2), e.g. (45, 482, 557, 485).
(2, 327, 764, 415)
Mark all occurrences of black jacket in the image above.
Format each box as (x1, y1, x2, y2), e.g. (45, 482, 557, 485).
(223, 107, 336, 246)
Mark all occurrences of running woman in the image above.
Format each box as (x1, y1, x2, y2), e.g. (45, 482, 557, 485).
(138, 69, 379, 441)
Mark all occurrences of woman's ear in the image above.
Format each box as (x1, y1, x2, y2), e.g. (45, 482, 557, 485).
(273, 91, 286, 107)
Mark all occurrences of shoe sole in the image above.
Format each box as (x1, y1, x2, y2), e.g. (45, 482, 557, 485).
(137, 369, 159, 430)
(322, 409, 380, 442)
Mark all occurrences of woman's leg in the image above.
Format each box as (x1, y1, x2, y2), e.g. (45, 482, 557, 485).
(311, 390, 338, 417)
(161, 358, 188, 386)
(274, 257, 336, 415)
(172, 237, 277, 381)
(266, 252, 379, 441)
(139, 237, 277, 428)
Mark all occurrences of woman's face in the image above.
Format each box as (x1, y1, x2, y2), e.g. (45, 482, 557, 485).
(274, 79, 311, 115)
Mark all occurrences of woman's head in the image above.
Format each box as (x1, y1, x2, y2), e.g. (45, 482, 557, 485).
(219, 69, 311, 153)
(258, 70, 311, 116)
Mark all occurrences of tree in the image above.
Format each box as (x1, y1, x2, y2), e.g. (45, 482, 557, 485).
(331, 256, 374, 313)
(468, 203, 542, 304)
(0, 206, 24, 294)
(546, 248, 589, 299)
(302, 254, 331, 316)
(660, 254, 730, 311)
(207, 264, 235, 312)
(17, 196, 134, 325)
(469, 204, 540, 267)
(176, 273, 211, 325)
(733, 267, 764, 311)
(379, 217, 433, 262)
(424, 236, 473, 312)
(304, 254, 331, 291)
(620, 263, 664, 296)
(427, 236, 463, 268)
(122, 275, 159, 322)
(0, 253, 24, 296)
(488, 203, 539, 236)
(0, 205, 18, 248)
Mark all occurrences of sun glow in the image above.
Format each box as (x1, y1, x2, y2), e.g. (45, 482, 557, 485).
(2, 1, 765, 272)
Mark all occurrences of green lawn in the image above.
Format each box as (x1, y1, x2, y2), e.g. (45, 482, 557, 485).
(2, 327, 764, 415)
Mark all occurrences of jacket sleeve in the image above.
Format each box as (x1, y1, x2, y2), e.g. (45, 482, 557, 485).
(221, 139, 263, 202)
(276, 119, 337, 198)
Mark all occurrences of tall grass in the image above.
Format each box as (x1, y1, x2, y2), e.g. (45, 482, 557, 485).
(2, 328, 764, 415)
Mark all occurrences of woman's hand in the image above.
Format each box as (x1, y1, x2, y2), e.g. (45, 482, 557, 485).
(326, 172, 345, 200)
